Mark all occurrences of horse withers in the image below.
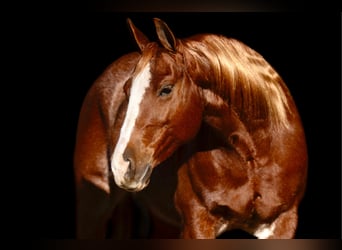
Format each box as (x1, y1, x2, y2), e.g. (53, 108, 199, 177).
(74, 17, 307, 238)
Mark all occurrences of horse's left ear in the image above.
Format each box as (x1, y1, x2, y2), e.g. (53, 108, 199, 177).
(127, 18, 150, 51)
(153, 18, 177, 52)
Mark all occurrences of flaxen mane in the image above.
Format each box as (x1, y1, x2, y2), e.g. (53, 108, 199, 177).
(181, 34, 292, 128)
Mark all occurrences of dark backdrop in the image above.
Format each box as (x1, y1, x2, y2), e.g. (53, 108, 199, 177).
(27, 12, 340, 239)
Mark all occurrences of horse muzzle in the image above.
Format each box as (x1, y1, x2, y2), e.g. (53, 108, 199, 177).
(118, 163, 153, 192)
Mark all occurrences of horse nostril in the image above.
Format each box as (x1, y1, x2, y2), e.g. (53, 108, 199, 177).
(124, 160, 135, 181)
(123, 149, 135, 180)
(123, 155, 131, 163)
(123, 147, 133, 163)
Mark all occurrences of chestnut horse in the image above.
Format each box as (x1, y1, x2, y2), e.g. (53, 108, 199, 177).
(74, 18, 307, 239)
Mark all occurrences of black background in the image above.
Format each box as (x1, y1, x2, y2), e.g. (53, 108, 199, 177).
(24, 12, 340, 239)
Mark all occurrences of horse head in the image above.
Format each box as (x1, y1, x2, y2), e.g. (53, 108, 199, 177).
(111, 18, 204, 191)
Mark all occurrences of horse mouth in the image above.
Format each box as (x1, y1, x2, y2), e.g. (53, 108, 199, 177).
(120, 165, 152, 192)
(139, 164, 153, 183)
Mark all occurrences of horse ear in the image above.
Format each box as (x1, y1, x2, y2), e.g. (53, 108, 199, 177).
(153, 18, 177, 52)
(127, 18, 150, 51)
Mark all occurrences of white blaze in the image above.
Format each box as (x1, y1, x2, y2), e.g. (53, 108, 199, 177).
(111, 62, 151, 185)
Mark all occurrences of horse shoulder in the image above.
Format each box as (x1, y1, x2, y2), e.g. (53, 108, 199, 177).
(251, 120, 308, 220)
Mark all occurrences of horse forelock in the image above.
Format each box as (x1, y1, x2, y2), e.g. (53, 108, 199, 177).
(132, 44, 157, 76)
(181, 35, 292, 128)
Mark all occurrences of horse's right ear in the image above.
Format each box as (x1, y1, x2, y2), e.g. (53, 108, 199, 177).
(127, 18, 150, 51)
(153, 18, 177, 52)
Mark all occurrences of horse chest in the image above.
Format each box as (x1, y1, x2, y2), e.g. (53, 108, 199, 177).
(188, 150, 257, 218)
(189, 156, 286, 226)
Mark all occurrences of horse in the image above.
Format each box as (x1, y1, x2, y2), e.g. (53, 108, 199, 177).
(73, 17, 308, 239)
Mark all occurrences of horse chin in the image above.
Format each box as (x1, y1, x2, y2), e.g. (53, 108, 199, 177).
(119, 179, 150, 192)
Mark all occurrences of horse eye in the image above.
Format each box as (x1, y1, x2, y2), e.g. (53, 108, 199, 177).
(159, 85, 173, 97)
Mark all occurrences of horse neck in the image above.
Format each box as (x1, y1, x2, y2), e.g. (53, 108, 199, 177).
(181, 45, 271, 159)
(182, 49, 224, 99)
(201, 87, 257, 161)
(181, 41, 292, 130)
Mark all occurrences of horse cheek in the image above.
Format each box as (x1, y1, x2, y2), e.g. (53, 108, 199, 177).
(176, 99, 203, 142)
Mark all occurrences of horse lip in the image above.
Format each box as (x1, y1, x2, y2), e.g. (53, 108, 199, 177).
(139, 164, 152, 184)
(118, 181, 147, 192)
(118, 165, 152, 192)
(123, 186, 142, 192)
